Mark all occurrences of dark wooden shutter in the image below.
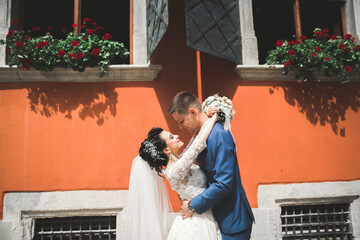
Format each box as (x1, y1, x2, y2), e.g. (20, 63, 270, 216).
(184, 0, 242, 64)
(147, 0, 169, 60)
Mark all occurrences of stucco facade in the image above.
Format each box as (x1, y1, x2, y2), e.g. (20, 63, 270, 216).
(1, 0, 360, 239)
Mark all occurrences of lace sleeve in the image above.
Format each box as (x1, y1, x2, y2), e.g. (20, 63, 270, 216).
(164, 138, 206, 196)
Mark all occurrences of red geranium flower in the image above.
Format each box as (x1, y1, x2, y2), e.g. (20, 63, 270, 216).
(355, 45, 360, 52)
(71, 40, 80, 47)
(312, 52, 318, 57)
(16, 41, 23, 48)
(325, 57, 330, 61)
(322, 29, 329, 33)
(87, 29, 94, 35)
(103, 33, 112, 40)
(315, 31, 322, 38)
(287, 40, 296, 46)
(24, 35, 31, 41)
(338, 43, 346, 49)
(75, 52, 84, 60)
(288, 50, 296, 56)
(344, 34, 353, 40)
(7, 30, 14, 36)
(92, 22, 97, 26)
(72, 24, 78, 28)
(83, 17, 93, 24)
(105, 33, 112, 40)
(95, 26, 103, 32)
(36, 41, 49, 49)
(68, 52, 74, 59)
(81, 25, 86, 29)
(314, 47, 321, 52)
(344, 48, 350, 53)
(284, 60, 293, 67)
(275, 39, 283, 47)
(300, 35, 307, 40)
(330, 35, 338, 40)
(92, 48, 100, 57)
(57, 50, 66, 57)
(345, 65, 352, 72)
(322, 33, 329, 39)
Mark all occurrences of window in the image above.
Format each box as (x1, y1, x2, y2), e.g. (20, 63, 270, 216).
(34, 216, 116, 240)
(15, 0, 130, 63)
(281, 203, 353, 240)
(253, 0, 346, 64)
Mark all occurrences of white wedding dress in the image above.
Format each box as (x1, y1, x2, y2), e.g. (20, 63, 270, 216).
(163, 137, 222, 240)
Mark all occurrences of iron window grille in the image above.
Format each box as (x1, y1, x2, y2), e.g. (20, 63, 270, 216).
(281, 203, 353, 240)
(34, 216, 116, 240)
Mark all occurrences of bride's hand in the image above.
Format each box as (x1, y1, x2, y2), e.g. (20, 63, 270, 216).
(205, 107, 218, 117)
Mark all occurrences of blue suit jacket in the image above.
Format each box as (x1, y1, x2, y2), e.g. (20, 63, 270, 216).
(191, 122, 255, 234)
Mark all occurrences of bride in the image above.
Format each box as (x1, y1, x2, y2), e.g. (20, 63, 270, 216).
(119, 110, 221, 240)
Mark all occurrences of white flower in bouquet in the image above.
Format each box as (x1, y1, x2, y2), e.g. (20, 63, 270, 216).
(202, 94, 235, 131)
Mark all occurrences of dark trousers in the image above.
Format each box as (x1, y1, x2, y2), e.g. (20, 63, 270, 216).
(221, 226, 252, 240)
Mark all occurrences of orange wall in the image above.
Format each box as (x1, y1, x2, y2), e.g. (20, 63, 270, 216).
(1, 0, 360, 219)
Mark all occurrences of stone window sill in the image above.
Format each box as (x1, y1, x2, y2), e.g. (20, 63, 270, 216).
(235, 65, 360, 82)
(0, 64, 162, 82)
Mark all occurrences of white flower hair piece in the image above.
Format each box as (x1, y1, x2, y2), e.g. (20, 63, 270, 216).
(143, 139, 162, 160)
(202, 93, 235, 131)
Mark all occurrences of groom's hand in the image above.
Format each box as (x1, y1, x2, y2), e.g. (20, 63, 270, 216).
(180, 200, 194, 219)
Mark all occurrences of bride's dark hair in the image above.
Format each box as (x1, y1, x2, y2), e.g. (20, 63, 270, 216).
(139, 127, 169, 175)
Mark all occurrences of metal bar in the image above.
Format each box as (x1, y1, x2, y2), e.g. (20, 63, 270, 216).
(41, 221, 44, 240)
(98, 217, 101, 240)
(90, 218, 92, 240)
(60, 221, 63, 240)
(300, 205, 303, 239)
(79, 217, 82, 240)
(50, 220, 54, 240)
(70, 219, 73, 240)
(37, 229, 117, 235)
(341, 203, 345, 240)
(285, 207, 288, 236)
(292, 207, 296, 236)
(316, 205, 320, 239)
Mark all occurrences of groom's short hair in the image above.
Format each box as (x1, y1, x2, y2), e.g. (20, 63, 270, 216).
(168, 91, 202, 115)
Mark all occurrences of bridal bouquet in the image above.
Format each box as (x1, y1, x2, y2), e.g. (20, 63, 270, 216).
(202, 94, 235, 131)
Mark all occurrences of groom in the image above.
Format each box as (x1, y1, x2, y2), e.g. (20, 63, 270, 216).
(168, 92, 255, 240)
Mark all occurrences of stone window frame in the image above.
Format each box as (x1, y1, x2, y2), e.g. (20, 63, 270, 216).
(236, 0, 360, 81)
(2, 190, 128, 240)
(0, 0, 161, 82)
(256, 180, 360, 239)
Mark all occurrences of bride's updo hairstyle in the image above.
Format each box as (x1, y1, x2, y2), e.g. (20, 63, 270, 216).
(139, 127, 169, 175)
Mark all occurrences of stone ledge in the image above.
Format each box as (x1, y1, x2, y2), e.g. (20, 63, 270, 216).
(0, 64, 162, 82)
(235, 65, 360, 82)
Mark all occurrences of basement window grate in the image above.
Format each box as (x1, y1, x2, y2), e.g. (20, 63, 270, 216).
(34, 216, 116, 240)
(281, 203, 353, 240)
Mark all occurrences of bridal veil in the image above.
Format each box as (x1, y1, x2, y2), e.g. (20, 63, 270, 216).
(119, 156, 173, 240)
